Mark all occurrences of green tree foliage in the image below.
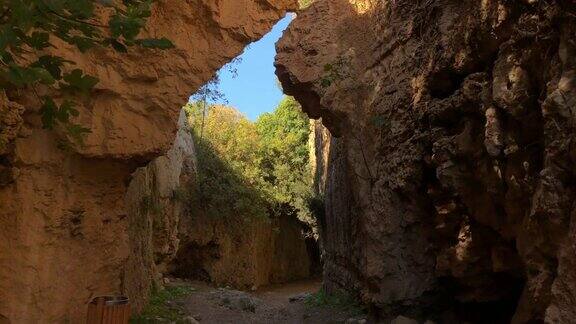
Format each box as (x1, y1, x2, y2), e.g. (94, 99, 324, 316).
(256, 96, 313, 219)
(183, 96, 313, 221)
(0, 0, 174, 143)
(184, 102, 269, 220)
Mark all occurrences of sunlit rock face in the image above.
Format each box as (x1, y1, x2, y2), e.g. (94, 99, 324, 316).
(277, 0, 576, 322)
(0, 0, 297, 322)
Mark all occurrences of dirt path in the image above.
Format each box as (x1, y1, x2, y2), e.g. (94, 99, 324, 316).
(170, 279, 367, 324)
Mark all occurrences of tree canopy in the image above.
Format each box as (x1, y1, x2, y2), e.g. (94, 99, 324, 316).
(256, 97, 313, 217)
(183, 96, 314, 221)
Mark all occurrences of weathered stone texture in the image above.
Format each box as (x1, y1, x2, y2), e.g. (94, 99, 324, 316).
(0, 0, 296, 322)
(277, 0, 576, 322)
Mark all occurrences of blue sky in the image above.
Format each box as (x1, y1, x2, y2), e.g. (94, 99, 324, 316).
(191, 15, 293, 121)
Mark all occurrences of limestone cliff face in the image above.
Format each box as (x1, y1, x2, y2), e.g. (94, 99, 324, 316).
(172, 211, 312, 290)
(0, 0, 296, 322)
(123, 110, 197, 312)
(277, 0, 576, 322)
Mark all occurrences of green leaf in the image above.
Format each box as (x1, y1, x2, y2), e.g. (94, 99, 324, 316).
(66, 123, 91, 136)
(0, 27, 17, 52)
(32, 67, 56, 85)
(108, 15, 124, 38)
(10, 1, 35, 30)
(40, 98, 80, 128)
(126, 1, 153, 19)
(1, 65, 29, 87)
(0, 0, 171, 146)
(109, 14, 144, 40)
(61, 69, 99, 94)
(65, 0, 95, 19)
(136, 37, 175, 49)
(1, 64, 54, 87)
(55, 100, 78, 123)
(39, 98, 90, 145)
(70, 36, 96, 52)
(66, 123, 92, 145)
(40, 98, 58, 129)
(320, 78, 331, 88)
(31, 55, 72, 80)
(27, 32, 51, 50)
(109, 39, 128, 52)
(0, 51, 14, 64)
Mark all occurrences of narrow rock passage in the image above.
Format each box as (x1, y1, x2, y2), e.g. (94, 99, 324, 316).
(170, 279, 365, 324)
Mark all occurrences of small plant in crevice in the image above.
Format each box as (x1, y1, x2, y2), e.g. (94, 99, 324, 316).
(305, 288, 366, 316)
(319, 56, 350, 89)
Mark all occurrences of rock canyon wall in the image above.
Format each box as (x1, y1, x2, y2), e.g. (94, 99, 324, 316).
(172, 210, 312, 290)
(0, 0, 297, 322)
(277, 0, 576, 322)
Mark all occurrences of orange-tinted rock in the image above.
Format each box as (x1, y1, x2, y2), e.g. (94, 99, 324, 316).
(0, 0, 297, 322)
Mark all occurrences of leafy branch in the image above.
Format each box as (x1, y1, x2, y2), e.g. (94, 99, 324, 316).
(0, 0, 175, 146)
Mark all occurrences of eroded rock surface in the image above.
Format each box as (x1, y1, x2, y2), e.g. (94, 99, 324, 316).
(123, 110, 198, 312)
(0, 0, 296, 322)
(277, 0, 576, 322)
(171, 209, 312, 290)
